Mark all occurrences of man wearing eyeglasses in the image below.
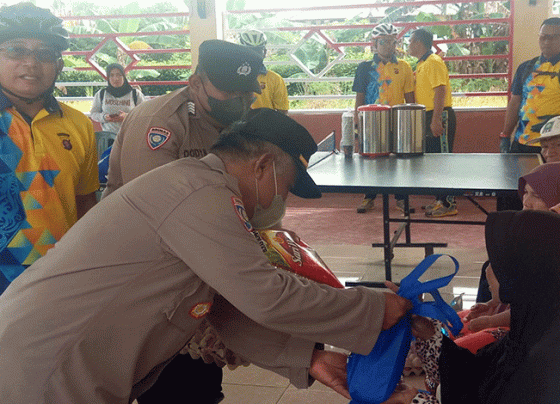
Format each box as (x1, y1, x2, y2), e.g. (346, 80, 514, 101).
(0, 3, 98, 293)
(497, 17, 560, 210)
(352, 23, 415, 213)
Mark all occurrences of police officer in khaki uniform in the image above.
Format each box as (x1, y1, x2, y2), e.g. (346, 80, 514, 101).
(103, 39, 263, 197)
(0, 109, 411, 403)
(103, 40, 264, 403)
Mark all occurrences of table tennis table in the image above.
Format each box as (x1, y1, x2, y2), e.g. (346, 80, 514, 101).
(307, 151, 542, 282)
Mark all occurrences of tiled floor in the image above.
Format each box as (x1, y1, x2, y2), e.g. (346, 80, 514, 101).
(222, 365, 427, 404)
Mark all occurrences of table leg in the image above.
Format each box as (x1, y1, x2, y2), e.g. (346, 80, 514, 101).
(382, 193, 392, 281)
(404, 196, 411, 243)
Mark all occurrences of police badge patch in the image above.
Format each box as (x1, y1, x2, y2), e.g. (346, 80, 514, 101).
(146, 127, 171, 150)
(231, 196, 253, 232)
(237, 62, 251, 76)
(189, 302, 212, 319)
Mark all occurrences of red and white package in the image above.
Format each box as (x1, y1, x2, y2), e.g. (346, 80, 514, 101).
(257, 229, 344, 289)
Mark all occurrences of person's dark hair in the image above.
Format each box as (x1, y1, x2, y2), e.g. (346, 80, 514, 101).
(542, 17, 560, 27)
(211, 120, 293, 175)
(411, 28, 433, 50)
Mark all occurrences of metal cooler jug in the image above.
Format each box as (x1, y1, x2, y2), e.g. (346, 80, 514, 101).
(358, 104, 392, 157)
(392, 103, 426, 155)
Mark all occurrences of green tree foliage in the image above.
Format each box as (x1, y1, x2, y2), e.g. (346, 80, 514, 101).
(57, 1, 189, 97)
(225, 0, 510, 109)
(57, 0, 511, 107)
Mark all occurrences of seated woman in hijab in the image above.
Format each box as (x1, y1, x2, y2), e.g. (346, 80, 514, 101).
(456, 162, 560, 354)
(383, 210, 560, 404)
(90, 63, 145, 134)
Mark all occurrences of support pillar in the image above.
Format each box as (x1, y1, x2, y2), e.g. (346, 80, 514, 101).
(512, 0, 553, 72)
(189, 0, 222, 71)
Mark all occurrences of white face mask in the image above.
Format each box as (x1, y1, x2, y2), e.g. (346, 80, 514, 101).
(250, 161, 286, 229)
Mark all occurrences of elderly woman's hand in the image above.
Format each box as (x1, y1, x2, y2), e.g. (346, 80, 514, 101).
(463, 302, 493, 322)
(467, 315, 494, 332)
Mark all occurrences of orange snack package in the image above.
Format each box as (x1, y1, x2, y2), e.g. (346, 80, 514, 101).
(257, 229, 344, 289)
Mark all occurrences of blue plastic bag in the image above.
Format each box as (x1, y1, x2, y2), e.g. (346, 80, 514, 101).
(347, 254, 463, 404)
(98, 145, 112, 184)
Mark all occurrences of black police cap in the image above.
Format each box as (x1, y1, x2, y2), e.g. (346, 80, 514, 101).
(236, 108, 321, 199)
(198, 39, 263, 94)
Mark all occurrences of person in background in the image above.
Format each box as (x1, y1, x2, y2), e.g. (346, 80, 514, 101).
(408, 28, 457, 218)
(90, 63, 145, 134)
(518, 162, 560, 211)
(239, 29, 289, 114)
(103, 39, 264, 404)
(454, 264, 510, 354)
(103, 39, 260, 198)
(497, 18, 560, 210)
(0, 2, 98, 294)
(500, 18, 560, 154)
(464, 162, 560, 353)
(352, 23, 415, 213)
(526, 114, 560, 163)
(0, 109, 412, 403)
(478, 117, 560, 302)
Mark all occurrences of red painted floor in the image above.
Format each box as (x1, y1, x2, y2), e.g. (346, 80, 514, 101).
(283, 193, 494, 249)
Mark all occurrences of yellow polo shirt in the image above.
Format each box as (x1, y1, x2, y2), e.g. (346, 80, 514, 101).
(415, 53, 453, 111)
(251, 70, 289, 111)
(352, 55, 414, 106)
(3, 99, 99, 268)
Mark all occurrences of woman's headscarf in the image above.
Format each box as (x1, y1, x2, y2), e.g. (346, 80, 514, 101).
(105, 63, 134, 98)
(518, 162, 560, 208)
(479, 210, 560, 403)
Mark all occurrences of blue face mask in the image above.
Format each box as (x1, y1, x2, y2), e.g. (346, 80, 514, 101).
(250, 161, 286, 229)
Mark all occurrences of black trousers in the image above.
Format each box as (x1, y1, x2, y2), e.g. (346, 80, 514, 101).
(425, 107, 456, 153)
(426, 107, 457, 203)
(137, 355, 223, 404)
